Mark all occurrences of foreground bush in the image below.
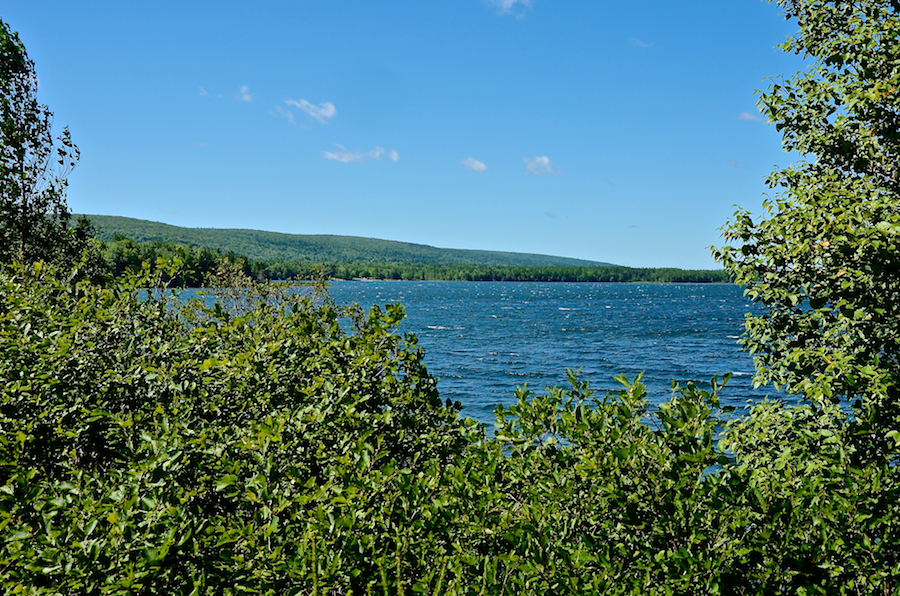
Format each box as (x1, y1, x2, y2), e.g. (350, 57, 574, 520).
(0, 262, 474, 594)
(3, 262, 900, 595)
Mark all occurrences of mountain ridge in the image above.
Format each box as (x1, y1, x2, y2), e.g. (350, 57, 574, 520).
(80, 214, 614, 267)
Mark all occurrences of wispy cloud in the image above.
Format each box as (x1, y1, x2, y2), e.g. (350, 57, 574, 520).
(285, 99, 337, 124)
(736, 111, 762, 121)
(322, 144, 398, 164)
(323, 145, 366, 163)
(461, 157, 487, 172)
(524, 155, 560, 175)
(729, 159, 749, 170)
(200, 87, 223, 98)
(605, 178, 617, 187)
(272, 105, 296, 124)
(486, 0, 532, 17)
(237, 85, 254, 103)
(629, 37, 652, 48)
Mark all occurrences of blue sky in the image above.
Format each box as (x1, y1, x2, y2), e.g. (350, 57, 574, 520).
(3, 0, 803, 268)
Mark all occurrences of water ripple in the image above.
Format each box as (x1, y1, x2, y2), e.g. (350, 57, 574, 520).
(326, 281, 787, 425)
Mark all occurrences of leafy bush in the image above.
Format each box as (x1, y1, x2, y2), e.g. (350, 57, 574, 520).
(0, 262, 474, 594)
(5, 262, 899, 594)
(714, 0, 900, 443)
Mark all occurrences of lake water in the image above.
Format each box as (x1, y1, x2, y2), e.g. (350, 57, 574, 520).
(325, 281, 787, 424)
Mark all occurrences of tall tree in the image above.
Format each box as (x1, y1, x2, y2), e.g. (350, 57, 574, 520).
(0, 18, 90, 265)
(715, 0, 900, 451)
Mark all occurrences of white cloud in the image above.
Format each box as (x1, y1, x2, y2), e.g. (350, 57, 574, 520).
(486, 0, 532, 16)
(461, 157, 487, 172)
(729, 159, 748, 170)
(322, 145, 365, 163)
(524, 155, 560, 175)
(285, 99, 337, 124)
(629, 38, 652, 48)
(736, 111, 762, 121)
(199, 87, 209, 97)
(322, 146, 361, 163)
(273, 105, 295, 124)
(322, 144, 398, 164)
(238, 85, 254, 103)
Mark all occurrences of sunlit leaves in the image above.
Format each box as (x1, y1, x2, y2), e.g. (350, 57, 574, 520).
(714, 0, 900, 435)
(3, 260, 900, 593)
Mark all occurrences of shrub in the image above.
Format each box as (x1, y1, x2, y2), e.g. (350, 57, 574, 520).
(0, 262, 473, 594)
(3, 262, 900, 594)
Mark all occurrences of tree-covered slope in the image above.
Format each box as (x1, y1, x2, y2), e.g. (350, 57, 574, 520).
(81, 214, 612, 267)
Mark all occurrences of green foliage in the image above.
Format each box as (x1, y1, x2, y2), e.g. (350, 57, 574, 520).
(90, 233, 728, 286)
(719, 402, 900, 593)
(0, 18, 92, 267)
(4, 260, 900, 593)
(6, 3, 900, 594)
(92, 235, 730, 286)
(707, 3, 900, 590)
(82, 214, 612, 267)
(313, 261, 730, 283)
(480, 375, 900, 594)
(0, 261, 473, 594)
(463, 374, 735, 594)
(4, 261, 899, 594)
(714, 0, 900, 424)
(98, 235, 250, 287)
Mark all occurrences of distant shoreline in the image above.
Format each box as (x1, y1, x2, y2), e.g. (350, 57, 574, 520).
(338, 277, 732, 284)
(310, 262, 730, 284)
(82, 215, 730, 285)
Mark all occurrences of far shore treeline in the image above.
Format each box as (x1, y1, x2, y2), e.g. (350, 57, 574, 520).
(94, 234, 730, 285)
(81, 213, 730, 284)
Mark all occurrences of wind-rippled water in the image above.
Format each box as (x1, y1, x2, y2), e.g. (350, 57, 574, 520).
(326, 281, 787, 425)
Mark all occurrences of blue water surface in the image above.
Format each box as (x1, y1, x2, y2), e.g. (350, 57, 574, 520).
(325, 281, 785, 425)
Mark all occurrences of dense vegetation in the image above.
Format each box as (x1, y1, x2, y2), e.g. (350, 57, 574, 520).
(714, 0, 900, 437)
(313, 261, 729, 282)
(97, 235, 259, 286)
(83, 214, 611, 267)
(3, 262, 898, 594)
(4, 1, 900, 594)
(94, 235, 730, 284)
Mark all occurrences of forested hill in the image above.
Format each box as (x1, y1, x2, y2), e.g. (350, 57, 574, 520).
(80, 214, 612, 267)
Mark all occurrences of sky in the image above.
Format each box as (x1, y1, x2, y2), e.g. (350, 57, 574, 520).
(2, 0, 805, 268)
